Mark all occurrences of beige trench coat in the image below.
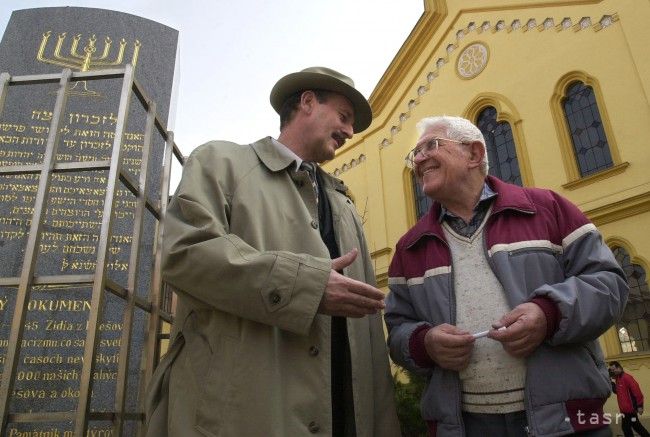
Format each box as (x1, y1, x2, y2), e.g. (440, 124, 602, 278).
(145, 138, 401, 437)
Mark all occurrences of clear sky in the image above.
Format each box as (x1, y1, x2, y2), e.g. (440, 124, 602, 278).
(0, 0, 423, 159)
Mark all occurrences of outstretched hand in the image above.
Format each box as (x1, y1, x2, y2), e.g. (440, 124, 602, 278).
(318, 249, 385, 318)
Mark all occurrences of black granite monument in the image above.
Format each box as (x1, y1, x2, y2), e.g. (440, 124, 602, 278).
(0, 7, 178, 435)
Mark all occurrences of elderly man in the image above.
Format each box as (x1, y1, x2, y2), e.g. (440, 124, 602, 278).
(145, 67, 401, 437)
(385, 115, 628, 437)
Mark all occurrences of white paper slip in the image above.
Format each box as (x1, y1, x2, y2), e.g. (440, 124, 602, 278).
(472, 326, 506, 338)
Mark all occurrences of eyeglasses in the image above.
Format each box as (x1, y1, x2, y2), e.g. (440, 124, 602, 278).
(404, 137, 468, 168)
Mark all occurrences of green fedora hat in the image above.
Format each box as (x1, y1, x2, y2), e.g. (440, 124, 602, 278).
(270, 66, 373, 133)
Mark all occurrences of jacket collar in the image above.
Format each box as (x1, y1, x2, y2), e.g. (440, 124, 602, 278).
(403, 175, 536, 248)
(251, 137, 297, 172)
(251, 136, 350, 195)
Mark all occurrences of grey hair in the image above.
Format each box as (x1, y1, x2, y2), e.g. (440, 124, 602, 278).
(416, 115, 489, 175)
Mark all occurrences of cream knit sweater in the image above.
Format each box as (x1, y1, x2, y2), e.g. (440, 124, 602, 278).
(443, 217, 526, 414)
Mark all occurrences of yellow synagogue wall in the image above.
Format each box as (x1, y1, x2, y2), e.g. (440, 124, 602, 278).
(323, 0, 650, 426)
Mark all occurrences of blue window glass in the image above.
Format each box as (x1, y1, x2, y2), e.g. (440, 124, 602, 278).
(412, 172, 433, 220)
(563, 81, 613, 176)
(613, 246, 650, 353)
(476, 106, 522, 186)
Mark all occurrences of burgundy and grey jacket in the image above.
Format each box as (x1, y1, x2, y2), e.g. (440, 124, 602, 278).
(385, 176, 629, 437)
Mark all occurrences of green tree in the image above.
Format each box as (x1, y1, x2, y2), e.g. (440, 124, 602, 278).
(393, 367, 428, 437)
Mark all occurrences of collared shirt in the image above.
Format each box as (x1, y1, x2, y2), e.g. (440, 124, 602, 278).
(271, 137, 303, 171)
(271, 137, 319, 202)
(439, 182, 498, 238)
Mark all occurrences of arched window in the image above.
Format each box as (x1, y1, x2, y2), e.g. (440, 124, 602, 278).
(412, 172, 432, 220)
(563, 81, 613, 177)
(476, 106, 522, 186)
(613, 246, 650, 353)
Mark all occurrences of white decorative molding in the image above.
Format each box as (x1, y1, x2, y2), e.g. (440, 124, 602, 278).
(331, 153, 370, 175)
(456, 42, 489, 79)
(600, 15, 613, 28)
(376, 13, 618, 153)
(596, 15, 614, 31)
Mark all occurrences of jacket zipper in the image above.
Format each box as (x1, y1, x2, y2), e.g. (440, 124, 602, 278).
(483, 212, 536, 436)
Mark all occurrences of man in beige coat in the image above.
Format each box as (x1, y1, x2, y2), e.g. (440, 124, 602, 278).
(145, 67, 401, 437)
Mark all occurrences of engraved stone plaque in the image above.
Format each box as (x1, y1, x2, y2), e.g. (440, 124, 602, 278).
(0, 7, 177, 435)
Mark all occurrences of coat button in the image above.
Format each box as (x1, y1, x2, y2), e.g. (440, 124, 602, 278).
(308, 421, 320, 433)
(309, 346, 319, 356)
(311, 220, 319, 229)
(270, 292, 281, 305)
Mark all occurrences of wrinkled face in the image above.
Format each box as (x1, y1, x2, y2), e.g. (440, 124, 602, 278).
(305, 92, 354, 162)
(413, 126, 471, 200)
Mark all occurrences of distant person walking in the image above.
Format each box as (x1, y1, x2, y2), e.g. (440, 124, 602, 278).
(610, 361, 650, 437)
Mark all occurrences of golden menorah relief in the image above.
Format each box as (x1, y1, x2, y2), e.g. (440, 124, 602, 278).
(36, 31, 141, 97)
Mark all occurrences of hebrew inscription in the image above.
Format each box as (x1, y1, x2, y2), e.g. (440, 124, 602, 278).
(0, 6, 178, 435)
